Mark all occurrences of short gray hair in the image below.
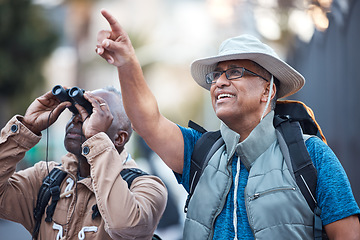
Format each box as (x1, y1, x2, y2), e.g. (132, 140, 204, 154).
(102, 86, 133, 137)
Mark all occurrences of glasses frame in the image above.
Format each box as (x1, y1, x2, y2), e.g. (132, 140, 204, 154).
(205, 67, 269, 84)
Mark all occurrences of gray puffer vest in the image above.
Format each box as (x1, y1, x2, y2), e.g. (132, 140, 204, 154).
(183, 111, 314, 240)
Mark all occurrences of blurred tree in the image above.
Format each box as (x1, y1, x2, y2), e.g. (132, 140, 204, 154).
(0, 0, 58, 126)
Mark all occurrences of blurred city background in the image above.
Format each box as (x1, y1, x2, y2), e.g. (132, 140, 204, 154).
(0, 0, 359, 239)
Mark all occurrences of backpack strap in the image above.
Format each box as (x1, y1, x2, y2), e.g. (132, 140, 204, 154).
(188, 120, 208, 134)
(120, 168, 149, 188)
(189, 130, 222, 192)
(33, 166, 149, 239)
(275, 100, 327, 144)
(32, 167, 67, 239)
(274, 116, 318, 211)
(91, 168, 149, 219)
(274, 115, 322, 239)
(184, 121, 223, 213)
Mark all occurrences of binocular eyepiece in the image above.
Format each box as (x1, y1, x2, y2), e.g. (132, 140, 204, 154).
(52, 85, 93, 115)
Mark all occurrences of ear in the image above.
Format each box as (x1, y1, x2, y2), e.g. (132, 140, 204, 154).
(114, 130, 129, 149)
(261, 82, 276, 103)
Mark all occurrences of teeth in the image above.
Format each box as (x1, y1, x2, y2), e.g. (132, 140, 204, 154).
(218, 93, 234, 100)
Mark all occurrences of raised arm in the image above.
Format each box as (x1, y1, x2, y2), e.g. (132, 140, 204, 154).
(0, 91, 68, 229)
(96, 9, 184, 174)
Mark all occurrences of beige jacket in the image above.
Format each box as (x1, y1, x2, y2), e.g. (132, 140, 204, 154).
(0, 116, 167, 240)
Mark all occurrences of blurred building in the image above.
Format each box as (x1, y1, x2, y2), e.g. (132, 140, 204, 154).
(288, 0, 360, 204)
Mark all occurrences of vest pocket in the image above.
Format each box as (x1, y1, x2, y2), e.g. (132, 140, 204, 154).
(245, 185, 314, 239)
(248, 186, 296, 201)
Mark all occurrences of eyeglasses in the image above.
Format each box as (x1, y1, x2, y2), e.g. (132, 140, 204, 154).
(205, 67, 269, 84)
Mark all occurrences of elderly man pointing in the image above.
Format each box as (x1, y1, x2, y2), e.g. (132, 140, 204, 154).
(96, 9, 360, 240)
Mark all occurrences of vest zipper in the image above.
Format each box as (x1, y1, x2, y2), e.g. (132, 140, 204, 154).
(208, 158, 234, 239)
(249, 187, 296, 201)
(244, 186, 257, 237)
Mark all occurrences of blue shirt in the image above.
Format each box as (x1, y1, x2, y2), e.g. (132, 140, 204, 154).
(175, 125, 360, 239)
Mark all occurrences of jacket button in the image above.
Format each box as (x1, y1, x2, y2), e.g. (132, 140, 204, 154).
(82, 146, 90, 155)
(10, 124, 18, 133)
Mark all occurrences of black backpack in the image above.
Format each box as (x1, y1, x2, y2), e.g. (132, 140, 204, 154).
(32, 167, 149, 240)
(185, 100, 327, 240)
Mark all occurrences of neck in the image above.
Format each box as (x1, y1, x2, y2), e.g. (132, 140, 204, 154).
(77, 155, 90, 178)
(226, 115, 261, 142)
(226, 109, 272, 142)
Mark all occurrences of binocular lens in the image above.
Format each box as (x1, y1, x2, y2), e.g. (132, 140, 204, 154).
(53, 88, 62, 95)
(52, 85, 92, 115)
(52, 85, 66, 97)
(69, 88, 80, 98)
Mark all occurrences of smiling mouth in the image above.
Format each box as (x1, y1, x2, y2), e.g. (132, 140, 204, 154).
(217, 93, 235, 100)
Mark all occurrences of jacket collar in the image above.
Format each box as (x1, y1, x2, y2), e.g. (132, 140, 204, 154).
(61, 153, 79, 176)
(220, 111, 276, 171)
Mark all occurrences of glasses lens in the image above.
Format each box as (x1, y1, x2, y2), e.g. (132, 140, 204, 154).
(226, 68, 243, 80)
(206, 72, 220, 84)
(205, 73, 213, 84)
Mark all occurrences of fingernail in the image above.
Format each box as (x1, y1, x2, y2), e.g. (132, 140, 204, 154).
(107, 57, 114, 64)
(97, 47, 102, 54)
(103, 40, 110, 48)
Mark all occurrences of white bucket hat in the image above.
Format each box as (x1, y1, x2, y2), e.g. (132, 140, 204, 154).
(190, 34, 305, 98)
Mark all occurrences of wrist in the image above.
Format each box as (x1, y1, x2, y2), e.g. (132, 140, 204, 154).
(84, 130, 101, 140)
(117, 54, 139, 70)
(21, 118, 41, 135)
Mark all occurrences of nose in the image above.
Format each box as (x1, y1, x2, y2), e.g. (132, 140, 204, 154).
(214, 72, 231, 87)
(72, 114, 83, 123)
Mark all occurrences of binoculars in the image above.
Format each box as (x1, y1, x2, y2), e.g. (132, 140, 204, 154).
(52, 85, 93, 115)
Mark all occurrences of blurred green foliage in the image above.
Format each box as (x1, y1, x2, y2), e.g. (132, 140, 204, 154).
(0, 0, 59, 121)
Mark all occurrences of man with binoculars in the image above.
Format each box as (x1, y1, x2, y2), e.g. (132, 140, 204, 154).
(0, 86, 167, 239)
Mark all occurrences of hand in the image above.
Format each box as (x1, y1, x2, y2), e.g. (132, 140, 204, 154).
(74, 92, 113, 139)
(96, 9, 137, 67)
(22, 91, 70, 135)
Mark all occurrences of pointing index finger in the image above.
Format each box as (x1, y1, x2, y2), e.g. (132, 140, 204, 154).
(101, 9, 123, 34)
